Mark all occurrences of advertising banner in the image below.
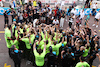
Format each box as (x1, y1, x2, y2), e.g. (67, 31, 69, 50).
(0, 7, 10, 15)
(0, 7, 100, 15)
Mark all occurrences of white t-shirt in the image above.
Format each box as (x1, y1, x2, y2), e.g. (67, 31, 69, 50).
(69, 18, 74, 23)
(92, 4, 97, 9)
(71, 9, 77, 18)
(95, 12, 100, 19)
(53, 19, 59, 24)
(10, 3, 14, 8)
(33, 19, 39, 24)
(61, 1, 65, 6)
(19, 13, 23, 20)
(79, 10, 85, 19)
(33, 19, 39, 27)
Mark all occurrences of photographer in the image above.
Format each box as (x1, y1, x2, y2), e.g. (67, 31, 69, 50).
(11, 45, 23, 67)
(4, 9, 10, 27)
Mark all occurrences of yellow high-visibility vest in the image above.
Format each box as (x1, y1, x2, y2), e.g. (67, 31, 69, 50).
(33, 1, 37, 6)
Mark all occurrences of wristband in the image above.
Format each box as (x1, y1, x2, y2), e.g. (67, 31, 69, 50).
(71, 35, 73, 37)
(62, 44, 64, 47)
(30, 43, 32, 45)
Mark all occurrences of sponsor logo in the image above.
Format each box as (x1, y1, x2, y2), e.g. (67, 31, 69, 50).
(0, 7, 4, 14)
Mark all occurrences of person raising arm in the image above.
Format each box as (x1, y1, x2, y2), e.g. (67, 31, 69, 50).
(33, 40, 46, 67)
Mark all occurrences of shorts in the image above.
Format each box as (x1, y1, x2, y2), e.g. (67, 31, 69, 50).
(94, 18, 99, 22)
(76, 23, 79, 27)
(84, 22, 86, 25)
(41, 17, 46, 20)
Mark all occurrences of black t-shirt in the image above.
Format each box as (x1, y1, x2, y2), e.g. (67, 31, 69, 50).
(63, 53, 74, 64)
(4, 12, 8, 18)
(42, 12, 46, 17)
(33, 13, 39, 19)
(68, 6, 72, 13)
(83, 39, 87, 46)
(85, 28, 91, 36)
(29, 12, 33, 18)
(11, 10, 16, 17)
(46, 52, 56, 63)
(61, 11, 65, 18)
(11, 51, 21, 62)
(57, 10, 60, 16)
(38, 1, 41, 7)
(74, 49, 83, 57)
(89, 50, 98, 61)
(18, 40, 26, 50)
(27, 9, 31, 14)
(90, 36, 95, 50)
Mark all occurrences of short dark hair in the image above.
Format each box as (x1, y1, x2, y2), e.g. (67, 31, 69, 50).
(31, 30, 34, 34)
(49, 46, 52, 52)
(38, 49, 43, 54)
(46, 40, 49, 44)
(54, 41, 57, 45)
(59, 29, 63, 33)
(97, 36, 100, 39)
(69, 49, 72, 53)
(63, 33, 66, 36)
(8, 25, 11, 29)
(81, 56, 85, 62)
(11, 36, 16, 40)
(14, 14, 17, 18)
(11, 45, 15, 51)
(20, 34, 23, 38)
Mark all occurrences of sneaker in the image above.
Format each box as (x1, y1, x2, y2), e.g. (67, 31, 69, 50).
(26, 61, 32, 65)
(96, 25, 98, 28)
(92, 24, 95, 26)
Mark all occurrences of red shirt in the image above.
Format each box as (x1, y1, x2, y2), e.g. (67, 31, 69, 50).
(23, 13, 28, 18)
(54, 9, 57, 17)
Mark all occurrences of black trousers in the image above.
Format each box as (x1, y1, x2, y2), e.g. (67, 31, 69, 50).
(69, 22, 72, 28)
(45, 17, 48, 24)
(35, 65, 44, 67)
(92, 9, 96, 16)
(47, 61, 55, 67)
(24, 18, 28, 24)
(36, 66, 44, 67)
(12, 15, 14, 22)
(26, 49, 32, 61)
(19, 20, 23, 24)
(62, 63, 73, 67)
(4, 18, 9, 25)
(89, 60, 93, 67)
(14, 61, 21, 67)
(8, 48, 12, 58)
(29, 17, 32, 23)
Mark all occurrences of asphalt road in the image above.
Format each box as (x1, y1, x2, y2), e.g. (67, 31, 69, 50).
(0, 15, 100, 67)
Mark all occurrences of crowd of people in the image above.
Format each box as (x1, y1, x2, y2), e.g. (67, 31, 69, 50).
(4, 0, 100, 67)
